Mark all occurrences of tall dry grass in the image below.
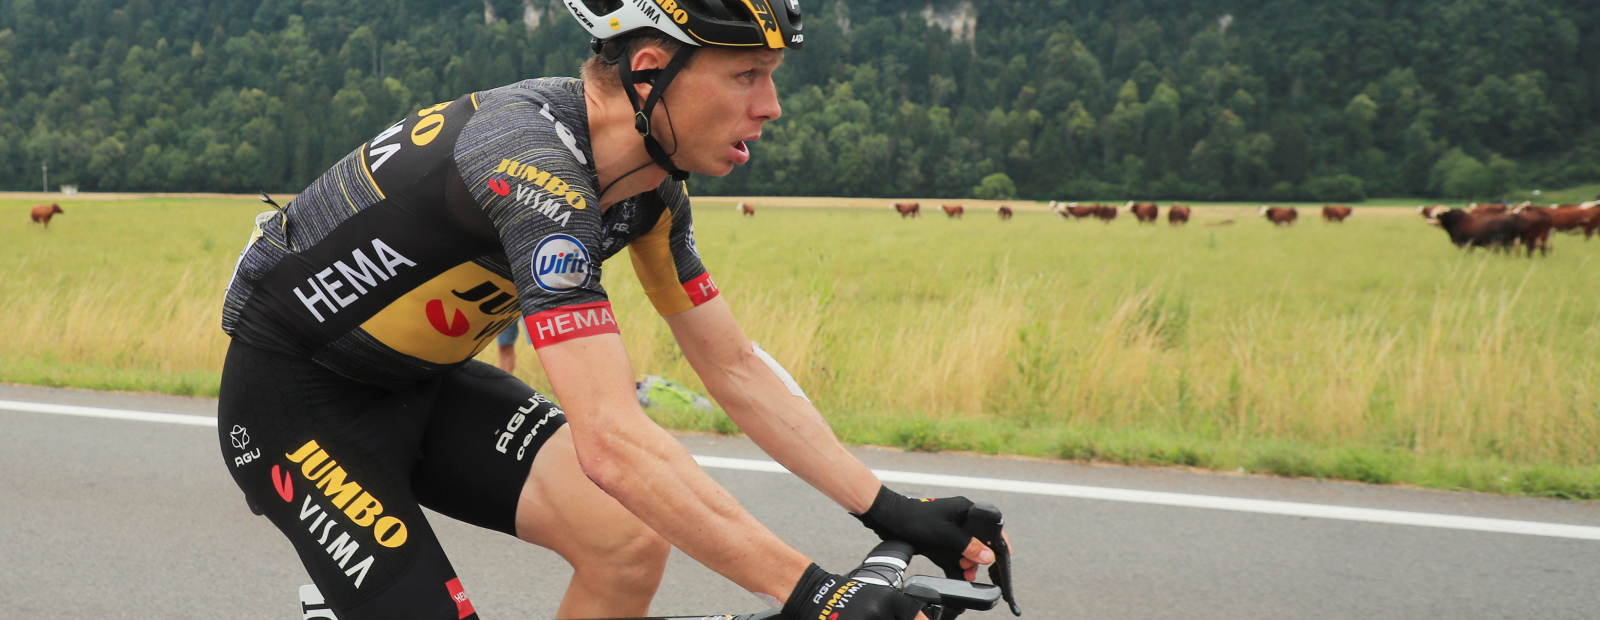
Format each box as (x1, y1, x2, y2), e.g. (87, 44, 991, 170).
(0, 266, 229, 378)
(5, 198, 1598, 493)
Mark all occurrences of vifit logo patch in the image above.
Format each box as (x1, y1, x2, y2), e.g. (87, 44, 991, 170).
(531, 234, 593, 293)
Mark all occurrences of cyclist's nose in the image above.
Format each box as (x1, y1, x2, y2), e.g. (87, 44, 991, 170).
(754, 77, 782, 122)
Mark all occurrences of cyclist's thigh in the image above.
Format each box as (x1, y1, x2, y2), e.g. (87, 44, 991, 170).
(218, 341, 478, 620)
(411, 361, 654, 561)
(410, 360, 568, 535)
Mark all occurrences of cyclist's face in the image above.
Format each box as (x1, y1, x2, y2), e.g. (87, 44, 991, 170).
(660, 48, 784, 177)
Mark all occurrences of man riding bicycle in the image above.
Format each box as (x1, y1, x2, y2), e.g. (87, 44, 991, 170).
(217, 1, 1004, 618)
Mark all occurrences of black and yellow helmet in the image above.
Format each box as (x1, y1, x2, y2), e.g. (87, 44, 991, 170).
(564, 0, 802, 182)
(565, 0, 803, 50)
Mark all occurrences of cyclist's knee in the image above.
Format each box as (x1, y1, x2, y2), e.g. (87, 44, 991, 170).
(580, 524, 669, 588)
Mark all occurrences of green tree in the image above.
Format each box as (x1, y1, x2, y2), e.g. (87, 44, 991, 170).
(973, 173, 1018, 200)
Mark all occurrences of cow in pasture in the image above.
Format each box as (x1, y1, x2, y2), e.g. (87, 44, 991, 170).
(1260, 206, 1298, 226)
(942, 204, 965, 219)
(1539, 205, 1600, 240)
(1418, 205, 1450, 220)
(738, 201, 755, 217)
(1511, 206, 1553, 257)
(1065, 203, 1099, 219)
(893, 202, 921, 218)
(30, 203, 63, 228)
(1433, 209, 1525, 252)
(1470, 202, 1508, 214)
(1094, 204, 1118, 222)
(997, 205, 1013, 220)
(1128, 201, 1160, 223)
(1168, 205, 1191, 225)
(1322, 205, 1353, 222)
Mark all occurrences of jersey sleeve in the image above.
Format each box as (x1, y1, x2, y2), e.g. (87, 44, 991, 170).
(455, 88, 619, 349)
(627, 180, 721, 316)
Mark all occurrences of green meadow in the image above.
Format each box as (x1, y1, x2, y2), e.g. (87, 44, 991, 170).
(4, 196, 1599, 498)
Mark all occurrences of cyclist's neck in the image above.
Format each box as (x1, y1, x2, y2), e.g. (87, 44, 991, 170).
(586, 82, 671, 211)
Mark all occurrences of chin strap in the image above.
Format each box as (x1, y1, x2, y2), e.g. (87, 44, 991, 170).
(616, 46, 696, 182)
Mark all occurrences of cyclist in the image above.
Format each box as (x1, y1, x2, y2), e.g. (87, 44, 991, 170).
(217, 1, 1002, 618)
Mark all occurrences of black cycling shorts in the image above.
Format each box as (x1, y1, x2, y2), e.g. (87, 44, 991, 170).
(217, 340, 566, 620)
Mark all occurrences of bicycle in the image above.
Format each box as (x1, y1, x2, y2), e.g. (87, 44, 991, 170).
(296, 503, 1021, 620)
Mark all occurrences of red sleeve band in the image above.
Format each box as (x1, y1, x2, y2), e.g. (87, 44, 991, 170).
(525, 302, 621, 349)
(684, 272, 720, 307)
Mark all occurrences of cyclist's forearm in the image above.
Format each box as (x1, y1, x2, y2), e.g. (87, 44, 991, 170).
(540, 335, 811, 603)
(697, 348, 880, 513)
(664, 300, 879, 513)
(573, 407, 810, 602)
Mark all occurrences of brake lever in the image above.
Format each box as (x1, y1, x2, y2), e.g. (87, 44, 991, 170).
(965, 502, 1021, 616)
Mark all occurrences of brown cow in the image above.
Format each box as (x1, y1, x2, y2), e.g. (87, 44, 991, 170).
(1064, 203, 1099, 219)
(1128, 201, 1159, 223)
(893, 202, 921, 218)
(1094, 204, 1118, 222)
(941, 204, 965, 219)
(1511, 207, 1553, 257)
(30, 203, 64, 228)
(1470, 202, 1508, 214)
(1418, 205, 1450, 219)
(1434, 209, 1525, 252)
(1322, 205, 1353, 222)
(997, 205, 1013, 220)
(1541, 205, 1600, 240)
(1260, 206, 1298, 226)
(737, 201, 755, 217)
(1168, 205, 1191, 225)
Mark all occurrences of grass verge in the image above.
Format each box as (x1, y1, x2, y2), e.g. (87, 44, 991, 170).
(5, 195, 1599, 500)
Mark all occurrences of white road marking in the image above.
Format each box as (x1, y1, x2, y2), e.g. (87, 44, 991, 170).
(0, 399, 220, 427)
(694, 456, 1600, 541)
(5, 398, 1599, 541)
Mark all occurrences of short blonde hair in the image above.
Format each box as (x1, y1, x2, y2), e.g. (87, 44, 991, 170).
(581, 33, 688, 92)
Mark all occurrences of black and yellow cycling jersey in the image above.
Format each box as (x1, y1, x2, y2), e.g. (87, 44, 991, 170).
(222, 78, 719, 389)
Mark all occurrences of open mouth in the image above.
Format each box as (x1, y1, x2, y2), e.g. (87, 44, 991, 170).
(731, 140, 751, 165)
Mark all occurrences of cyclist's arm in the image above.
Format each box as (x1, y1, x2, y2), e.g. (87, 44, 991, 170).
(663, 297, 880, 513)
(536, 332, 811, 605)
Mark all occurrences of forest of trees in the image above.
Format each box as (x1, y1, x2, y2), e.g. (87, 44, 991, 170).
(2, 0, 1598, 201)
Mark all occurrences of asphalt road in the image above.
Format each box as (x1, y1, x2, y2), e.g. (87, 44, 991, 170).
(3, 383, 1597, 620)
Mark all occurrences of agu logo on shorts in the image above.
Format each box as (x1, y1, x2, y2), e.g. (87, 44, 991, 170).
(532, 234, 592, 293)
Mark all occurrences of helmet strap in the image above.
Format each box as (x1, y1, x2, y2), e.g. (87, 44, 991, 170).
(617, 46, 696, 182)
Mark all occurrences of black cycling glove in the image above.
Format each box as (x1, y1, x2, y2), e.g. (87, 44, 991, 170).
(783, 563, 925, 620)
(851, 486, 976, 580)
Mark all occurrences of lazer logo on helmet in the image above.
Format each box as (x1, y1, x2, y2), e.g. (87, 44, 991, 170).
(532, 235, 593, 293)
(565, 0, 595, 28)
(745, 0, 780, 32)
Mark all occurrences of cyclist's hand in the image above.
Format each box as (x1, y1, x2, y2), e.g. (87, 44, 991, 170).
(783, 564, 927, 620)
(851, 486, 989, 580)
(956, 530, 1011, 582)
